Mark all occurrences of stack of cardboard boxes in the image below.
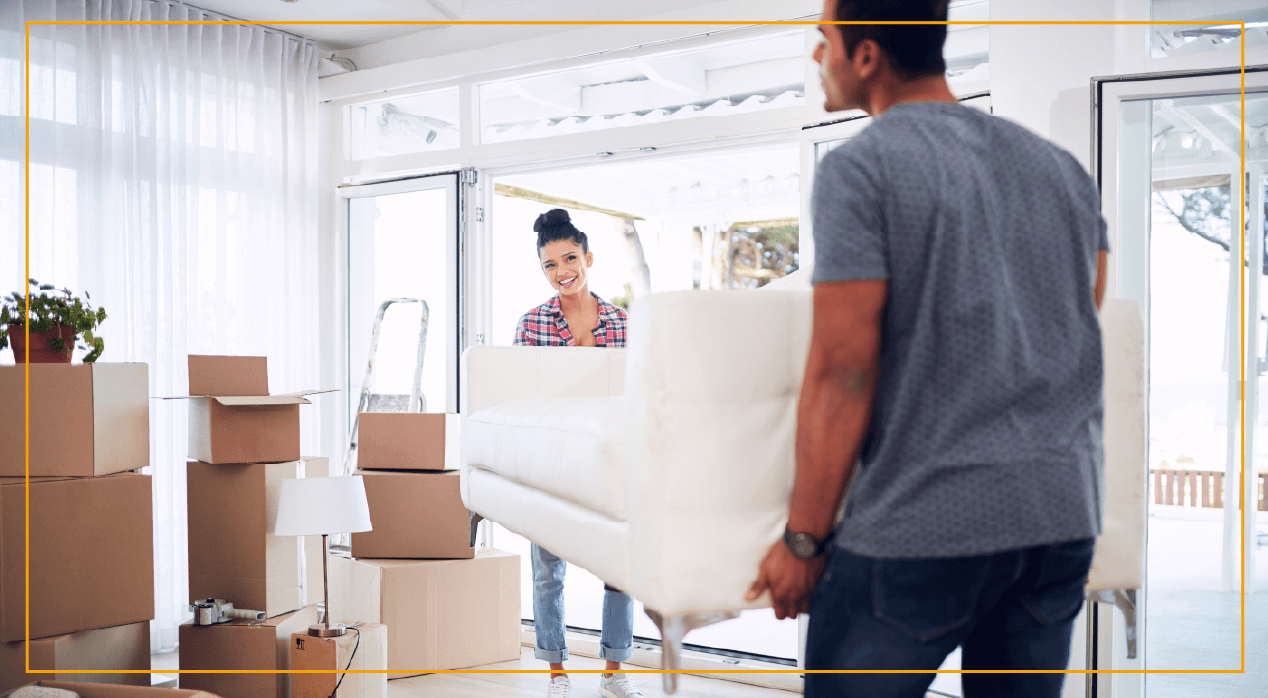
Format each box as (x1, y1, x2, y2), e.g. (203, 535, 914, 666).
(172, 356, 344, 698)
(332, 412, 520, 679)
(0, 363, 156, 692)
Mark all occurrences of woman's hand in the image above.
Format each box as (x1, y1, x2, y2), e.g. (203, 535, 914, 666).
(745, 542, 826, 620)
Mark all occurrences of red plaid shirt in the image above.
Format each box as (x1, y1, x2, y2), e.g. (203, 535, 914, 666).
(514, 292, 628, 347)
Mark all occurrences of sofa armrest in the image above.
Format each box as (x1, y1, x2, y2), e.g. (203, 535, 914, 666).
(623, 290, 812, 616)
(1087, 299, 1146, 592)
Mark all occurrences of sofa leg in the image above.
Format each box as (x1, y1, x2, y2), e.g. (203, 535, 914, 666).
(468, 512, 484, 548)
(644, 609, 740, 694)
(1090, 588, 1138, 659)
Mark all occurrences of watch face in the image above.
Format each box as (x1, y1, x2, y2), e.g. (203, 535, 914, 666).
(790, 533, 817, 559)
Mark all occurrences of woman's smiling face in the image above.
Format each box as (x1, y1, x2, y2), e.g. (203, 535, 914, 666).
(539, 239, 594, 297)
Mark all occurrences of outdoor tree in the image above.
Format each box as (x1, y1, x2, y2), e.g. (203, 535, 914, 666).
(1154, 183, 1268, 274)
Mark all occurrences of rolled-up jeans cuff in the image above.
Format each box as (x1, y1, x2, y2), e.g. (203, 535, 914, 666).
(599, 642, 633, 663)
(535, 646, 569, 663)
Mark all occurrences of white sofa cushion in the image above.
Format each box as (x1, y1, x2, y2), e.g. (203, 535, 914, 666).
(464, 396, 627, 521)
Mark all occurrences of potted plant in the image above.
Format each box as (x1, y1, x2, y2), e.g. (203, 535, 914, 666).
(0, 279, 107, 364)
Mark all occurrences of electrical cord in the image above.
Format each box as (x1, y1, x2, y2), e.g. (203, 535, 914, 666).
(328, 624, 363, 698)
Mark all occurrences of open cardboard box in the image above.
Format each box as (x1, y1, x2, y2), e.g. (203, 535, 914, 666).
(187, 457, 328, 618)
(24, 681, 220, 698)
(328, 549, 519, 678)
(163, 356, 333, 465)
(0, 622, 150, 693)
(0, 473, 154, 642)
(0, 363, 149, 477)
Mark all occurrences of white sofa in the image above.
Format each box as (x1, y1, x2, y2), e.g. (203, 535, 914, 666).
(460, 289, 1144, 691)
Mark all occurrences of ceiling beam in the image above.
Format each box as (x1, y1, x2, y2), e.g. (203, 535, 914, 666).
(1159, 100, 1235, 156)
(634, 56, 706, 97)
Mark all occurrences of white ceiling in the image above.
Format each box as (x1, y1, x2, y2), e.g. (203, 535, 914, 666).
(186, 0, 739, 50)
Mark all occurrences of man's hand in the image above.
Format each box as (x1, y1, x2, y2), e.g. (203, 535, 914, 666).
(745, 541, 827, 620)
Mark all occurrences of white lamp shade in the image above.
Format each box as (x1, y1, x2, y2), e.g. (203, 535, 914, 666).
(274, 475, 373, 536)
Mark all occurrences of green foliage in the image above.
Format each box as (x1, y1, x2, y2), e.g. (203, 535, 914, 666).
(0, 279, 107, 362)
(611, 282, 635, 312)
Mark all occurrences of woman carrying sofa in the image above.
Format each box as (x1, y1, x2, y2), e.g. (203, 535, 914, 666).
(513, 208, 641, 698)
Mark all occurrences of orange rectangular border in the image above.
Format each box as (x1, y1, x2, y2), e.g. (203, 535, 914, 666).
(22, 17, 1248, 678)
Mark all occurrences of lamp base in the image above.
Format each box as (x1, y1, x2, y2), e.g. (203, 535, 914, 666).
(307, 623, 347, 638)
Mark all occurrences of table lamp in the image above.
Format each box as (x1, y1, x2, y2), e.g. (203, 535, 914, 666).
(274, 475, 372, 637)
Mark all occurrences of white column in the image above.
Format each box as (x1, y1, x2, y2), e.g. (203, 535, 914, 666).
(1225, 162, 1247, 592)
(1245, 163, 1264, 592)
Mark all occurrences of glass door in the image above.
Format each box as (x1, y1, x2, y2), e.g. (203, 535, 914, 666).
(482, 140, 805, 668)
(1098, 68, 1268, 698)
(342, 174, 461, 432)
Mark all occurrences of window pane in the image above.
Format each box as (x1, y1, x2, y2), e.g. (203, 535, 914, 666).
(1149, 1, 1268, 58)
(347, 186, 454, 419)
(348, 88, 460, 160)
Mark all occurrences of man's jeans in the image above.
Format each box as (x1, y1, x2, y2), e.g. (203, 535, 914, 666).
(531, 543, 635, 664)
(805, 538, 1095, 698)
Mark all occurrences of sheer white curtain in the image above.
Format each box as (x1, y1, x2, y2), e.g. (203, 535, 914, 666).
(0, 0, 320, 651)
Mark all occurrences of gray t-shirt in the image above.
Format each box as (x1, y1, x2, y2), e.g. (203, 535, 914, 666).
(813, 102, 1107, 559)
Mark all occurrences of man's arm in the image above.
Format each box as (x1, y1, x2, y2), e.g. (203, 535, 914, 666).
(788, 279, 888, 538)
(747, 279, 888, 619)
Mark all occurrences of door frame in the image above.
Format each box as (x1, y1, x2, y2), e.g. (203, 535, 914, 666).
(1091, 65, 1268, 698)
(338, 171, 463, 425)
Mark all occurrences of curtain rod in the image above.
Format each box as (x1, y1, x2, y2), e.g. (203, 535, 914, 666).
(146, 0, 316, 46)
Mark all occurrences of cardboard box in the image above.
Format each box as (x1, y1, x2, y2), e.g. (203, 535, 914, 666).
(290, 624, 386, 698)
(356, 413, 458, 471)
(178, 604, 319, 698)
(167, 356, 332, 465)
(0, 363, 149, 477)
(328, 549, 519, 678)
(350, 470, 473, 560)
(0, 622, 150, 693)
(187, 459, 328, 619)
(0, 473, 154, 642)
(27, 681, 219, 698)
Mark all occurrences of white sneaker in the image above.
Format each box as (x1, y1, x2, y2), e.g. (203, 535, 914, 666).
(547, 675, 570, 698)
(598, 674, 643, 698)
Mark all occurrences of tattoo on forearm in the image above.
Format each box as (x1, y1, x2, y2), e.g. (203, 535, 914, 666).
(826, 367, 873, 405)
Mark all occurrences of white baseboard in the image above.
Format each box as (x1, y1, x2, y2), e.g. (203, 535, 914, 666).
(520, 626, 804, 694)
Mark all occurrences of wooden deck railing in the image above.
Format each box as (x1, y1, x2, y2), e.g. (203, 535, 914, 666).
(1150, 469, 1268, 511)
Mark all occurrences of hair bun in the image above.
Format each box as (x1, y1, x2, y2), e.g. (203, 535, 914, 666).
(534, 208, 572, 232)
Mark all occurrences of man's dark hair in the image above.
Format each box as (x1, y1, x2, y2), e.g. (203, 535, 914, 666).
(534, 208, 589, 256)
(833, 0, 948, 80)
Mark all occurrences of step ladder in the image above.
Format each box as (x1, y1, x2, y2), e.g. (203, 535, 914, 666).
(341, 297, 430, 477)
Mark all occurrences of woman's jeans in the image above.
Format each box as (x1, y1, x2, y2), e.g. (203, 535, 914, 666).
(531, 543, 634, 663)
(805, 538, 1096, 698)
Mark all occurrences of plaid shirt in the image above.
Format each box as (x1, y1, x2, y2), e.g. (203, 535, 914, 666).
(514, 292, 628, 347)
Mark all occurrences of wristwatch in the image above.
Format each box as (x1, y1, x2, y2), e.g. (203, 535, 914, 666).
(783, 526, 833, 560)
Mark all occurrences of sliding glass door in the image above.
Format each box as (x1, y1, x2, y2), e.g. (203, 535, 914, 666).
(1098, 68, 1268, 698)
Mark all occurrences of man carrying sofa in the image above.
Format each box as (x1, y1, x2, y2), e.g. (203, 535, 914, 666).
(747, 1, 1109, 696)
